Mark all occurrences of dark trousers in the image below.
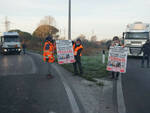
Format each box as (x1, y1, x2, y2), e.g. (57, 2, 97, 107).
(46, 59, 52, 75)
(23, 48, 26, 54)
(73, 56, 83, 74)
(141, 54, 150, 67)
(112, 72, 119, 78)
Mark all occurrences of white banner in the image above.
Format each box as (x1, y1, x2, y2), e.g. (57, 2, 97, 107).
(56, 40, 75, 64)
(107, 46, 128, 73)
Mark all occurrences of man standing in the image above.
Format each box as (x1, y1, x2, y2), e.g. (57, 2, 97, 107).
(73, 38, 83, 75)
(141, 39, 150, 68)
(43, 35, 55, 78)
(22, 41, 26, 54)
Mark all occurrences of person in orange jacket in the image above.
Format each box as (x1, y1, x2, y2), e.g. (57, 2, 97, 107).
(73, 38, 83, 75)
(43, 35, 55, 78)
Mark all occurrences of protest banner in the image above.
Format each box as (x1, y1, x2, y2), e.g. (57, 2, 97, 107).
(56, 40, 75, 64)
(107, 46, 128, 73)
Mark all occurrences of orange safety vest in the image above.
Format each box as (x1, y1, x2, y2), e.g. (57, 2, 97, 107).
(73, 44, 83, 56)
(43, 41, 55, 63)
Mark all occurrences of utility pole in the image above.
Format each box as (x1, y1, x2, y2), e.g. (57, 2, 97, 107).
(5, 16, 10, 32)
(68, 0, 71, 40)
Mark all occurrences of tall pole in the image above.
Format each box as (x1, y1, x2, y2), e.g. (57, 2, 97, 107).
(5, 16, 10, 32)
(68, 0, 71, 40)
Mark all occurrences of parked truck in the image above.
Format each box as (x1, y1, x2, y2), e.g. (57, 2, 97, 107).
(0, 32, 22, 54)
(123, 22, 150, 56)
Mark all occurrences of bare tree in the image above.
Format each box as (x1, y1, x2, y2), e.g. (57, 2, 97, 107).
(38, 16, 56, 27)
(77, 34, 86, 41)
(91, 35, 97, 42)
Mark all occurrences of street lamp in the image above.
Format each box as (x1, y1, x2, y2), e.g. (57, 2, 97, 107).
(68, 0, 71, 40)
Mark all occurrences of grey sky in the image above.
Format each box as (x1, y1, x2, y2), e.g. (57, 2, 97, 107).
(0, 0, 150, 40)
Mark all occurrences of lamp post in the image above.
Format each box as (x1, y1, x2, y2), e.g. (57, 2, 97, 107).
(68, 0, 71, 40)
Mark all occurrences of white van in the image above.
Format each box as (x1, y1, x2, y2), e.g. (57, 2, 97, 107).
(0, 32, 22, 54)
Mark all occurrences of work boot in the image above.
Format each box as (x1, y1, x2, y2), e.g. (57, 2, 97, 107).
(47, 74, 53, 79)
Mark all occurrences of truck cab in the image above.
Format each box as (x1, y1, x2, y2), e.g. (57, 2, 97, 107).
(0, 32, 22, 54)
(123, 22, 150, 56)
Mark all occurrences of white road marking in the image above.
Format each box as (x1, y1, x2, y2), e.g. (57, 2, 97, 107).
(117, 74, 127, 113)
(27, 51, 81, 113)
(53, 64, 81, 113)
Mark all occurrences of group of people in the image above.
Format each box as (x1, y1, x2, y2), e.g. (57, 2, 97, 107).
(23, 34, 150, 80)
(43, 35, 84, 78)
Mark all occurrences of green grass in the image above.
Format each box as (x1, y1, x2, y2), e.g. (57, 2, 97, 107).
(62, 54, 109, 82)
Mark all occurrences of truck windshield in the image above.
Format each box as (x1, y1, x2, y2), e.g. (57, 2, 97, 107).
(125, 32, 149, 39)
(4, 36, 19, 42)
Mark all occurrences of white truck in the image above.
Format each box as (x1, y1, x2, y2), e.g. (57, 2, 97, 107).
(123, 22, 150, 56)
(0, 32, 22, 54)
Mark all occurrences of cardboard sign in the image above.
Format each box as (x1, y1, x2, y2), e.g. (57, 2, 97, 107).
(56, 40, 75, 64)
(107, 46, 128, 73)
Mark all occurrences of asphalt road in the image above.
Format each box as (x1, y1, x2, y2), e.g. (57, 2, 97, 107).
(0, 52, 76, 113)
(122, 57, 150, 113)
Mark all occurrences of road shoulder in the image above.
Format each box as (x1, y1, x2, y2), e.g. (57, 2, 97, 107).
(28, 51, 117, 113)
(117, 74, 126, 113)
(53, 63, 117, 113)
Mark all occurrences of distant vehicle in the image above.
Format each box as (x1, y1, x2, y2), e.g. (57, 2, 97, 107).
(123, 22, 150, 56)
(0, 32, 22, 54)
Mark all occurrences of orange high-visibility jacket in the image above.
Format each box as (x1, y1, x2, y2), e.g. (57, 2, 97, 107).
(43, 41, 55, 63)
(73, 44, 83, 56)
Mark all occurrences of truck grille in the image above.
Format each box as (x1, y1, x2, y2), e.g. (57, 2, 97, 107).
(130, 47, 142, 55)
(131, 41, 142, 44)
(7, 45, 17, 48)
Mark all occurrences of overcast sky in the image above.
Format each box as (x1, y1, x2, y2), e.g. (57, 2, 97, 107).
(0, 0, 150, 40)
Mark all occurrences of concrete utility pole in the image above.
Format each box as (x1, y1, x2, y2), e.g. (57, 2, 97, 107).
(5, 16, 10, 32)
(68, 0, 71, 40)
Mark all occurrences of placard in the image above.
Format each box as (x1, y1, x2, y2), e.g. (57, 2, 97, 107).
(56, 40, 75, 64)
(107, 46, 128, 73)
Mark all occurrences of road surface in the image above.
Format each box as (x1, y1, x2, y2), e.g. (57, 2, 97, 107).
(0, 52, 82, 113)
(122, 57, 150, 113)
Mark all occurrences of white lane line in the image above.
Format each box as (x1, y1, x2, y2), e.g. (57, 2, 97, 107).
(117, 74, 127, 113)
(28, 52, 81, 113)
(27, 55, 37, 74)
(53, 64, 81, 113)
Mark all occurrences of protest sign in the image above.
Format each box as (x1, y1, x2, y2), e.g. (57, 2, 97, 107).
(56, 40, 75, 64)
(107, 46, 128, 73)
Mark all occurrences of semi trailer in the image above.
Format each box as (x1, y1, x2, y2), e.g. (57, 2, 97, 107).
(123, 22, 150, 56)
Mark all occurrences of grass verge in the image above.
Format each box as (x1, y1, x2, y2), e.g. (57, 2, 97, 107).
(62, 54, 109, 83)
(28, 49, 109, 85)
